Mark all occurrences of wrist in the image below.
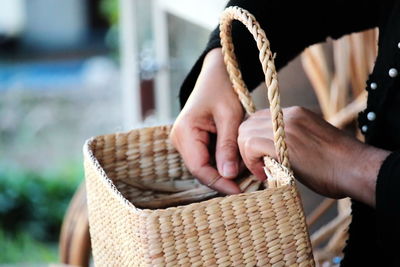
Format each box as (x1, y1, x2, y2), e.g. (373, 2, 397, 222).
(194, 48, 234, 99)
(343, 142, 389, 207)
(203, 48, 225, 69)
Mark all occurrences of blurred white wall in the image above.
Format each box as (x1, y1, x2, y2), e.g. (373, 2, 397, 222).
(22, 0, 88, 50)
(0, 0, 25, 36)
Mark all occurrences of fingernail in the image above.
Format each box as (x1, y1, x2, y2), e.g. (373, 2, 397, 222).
(223, 162, 238, 178)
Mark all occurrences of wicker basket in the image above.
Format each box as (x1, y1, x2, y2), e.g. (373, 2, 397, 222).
(84, 6, 314, 266)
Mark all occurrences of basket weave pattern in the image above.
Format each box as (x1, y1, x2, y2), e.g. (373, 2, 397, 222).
(84, 6, 314, 266)
(85, 126, 313, 266)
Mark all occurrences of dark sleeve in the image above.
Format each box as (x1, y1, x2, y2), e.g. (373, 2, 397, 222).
(179, 0, 381, 108)
(376, 151, 400, 262)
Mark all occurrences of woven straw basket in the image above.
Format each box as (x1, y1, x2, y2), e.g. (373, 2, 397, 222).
(84, 6, 314, 266)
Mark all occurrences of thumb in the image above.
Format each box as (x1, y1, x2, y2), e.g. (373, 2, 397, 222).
(215, 115, 241, 179)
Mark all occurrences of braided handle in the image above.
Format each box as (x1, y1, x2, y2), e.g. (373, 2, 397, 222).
(220, 6, 291, 171)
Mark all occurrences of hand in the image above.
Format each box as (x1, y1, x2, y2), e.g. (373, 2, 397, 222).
(170, 48, 243, 194)
(238, 106, 390, 206)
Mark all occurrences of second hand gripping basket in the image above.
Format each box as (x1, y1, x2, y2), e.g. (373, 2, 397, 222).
(84, 6, 315, 267)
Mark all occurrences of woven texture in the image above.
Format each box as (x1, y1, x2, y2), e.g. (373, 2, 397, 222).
(220, 7, 290, 171)
(84, 6, 314, 267)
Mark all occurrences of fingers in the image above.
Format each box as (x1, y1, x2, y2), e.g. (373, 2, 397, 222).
(193, 164, 241, 195)
(170, 47, 245, 195)
(171, 122, 241, 195)
(215, 113, 241, 179)
(239, 137, 275, 181)
(187, 138, 241, 195)
(238, 112, 276, 181)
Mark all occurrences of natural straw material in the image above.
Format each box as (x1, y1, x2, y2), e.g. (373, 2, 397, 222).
(220, 7, 290, 172)
(84, 6, 314, 266)
(220, 6, 293, 189)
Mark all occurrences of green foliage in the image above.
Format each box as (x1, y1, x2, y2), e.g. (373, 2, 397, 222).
(0, 162, 80, 263)
(0, 229, 58, 263)
(100, 0, 120, 54)
(0, 162, 82, 242)
(100, 0, 119, 25)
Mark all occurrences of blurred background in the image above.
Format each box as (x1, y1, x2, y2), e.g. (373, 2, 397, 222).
(0, 0, 332, 265)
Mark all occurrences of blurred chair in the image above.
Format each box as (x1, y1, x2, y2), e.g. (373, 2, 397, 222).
(59, 28, 378, 267)
(59, 184, 91, 267)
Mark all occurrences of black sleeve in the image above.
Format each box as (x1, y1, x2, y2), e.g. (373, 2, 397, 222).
(179, 0, 381, 108)
(376, 151, 400, 262)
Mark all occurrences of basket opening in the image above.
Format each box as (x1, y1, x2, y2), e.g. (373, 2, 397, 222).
(113, 178, 222, 209)
(89, 126, 266, 210)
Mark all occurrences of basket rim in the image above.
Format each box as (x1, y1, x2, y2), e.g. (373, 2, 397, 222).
(83, 129, 297, 217)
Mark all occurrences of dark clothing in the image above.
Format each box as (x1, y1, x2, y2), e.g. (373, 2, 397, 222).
(179, 0, 400, 266)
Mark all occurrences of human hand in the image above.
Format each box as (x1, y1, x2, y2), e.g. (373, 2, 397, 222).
(170, 48, 244, 194)
(237, 106, 389, 206)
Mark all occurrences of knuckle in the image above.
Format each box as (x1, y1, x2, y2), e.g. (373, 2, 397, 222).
(218, 139, 237, 153)
(286, 106, 306, 116)
(238, 122, 251, 146)
(187, 163, 202, 178)
(237, 133, 244, 147)
(285, 106, 307, 125)
(215, 105, 242, 120)
(171, 117, 184, 133)
(170, 114, 193, 142)
(244, 137, 257, 154)
(237, 133, 247, 152)
(190, 167, 200, 177)
(238, 121, 248, 135)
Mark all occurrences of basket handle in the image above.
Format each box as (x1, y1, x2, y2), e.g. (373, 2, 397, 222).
(220, 6, 291, 171)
